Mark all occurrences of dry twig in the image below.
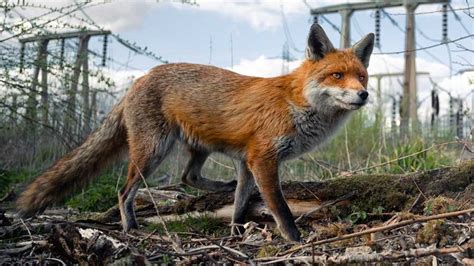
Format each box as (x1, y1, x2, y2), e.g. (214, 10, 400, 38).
(188, 245, 248, 259)
(283, 208, 474, 255)
(261, 241, 473, 264)
(133, 161, 184, 253)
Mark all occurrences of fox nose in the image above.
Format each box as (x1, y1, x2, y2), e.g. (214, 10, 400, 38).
(358, 90, 369, 101)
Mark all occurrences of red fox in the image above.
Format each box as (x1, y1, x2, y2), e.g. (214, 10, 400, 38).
(17, 23, 374, 242)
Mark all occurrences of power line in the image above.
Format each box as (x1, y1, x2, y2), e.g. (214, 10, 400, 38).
(10, 7, 143, 72)
(5, 8, 147, 80)
(73, 0, 168, 64)
(374, 34, 474, 55)
(449, 4, 473, 36)
(319, 15, 342, 34)
(0, 2, 99, 43)
(383, 6, 474, 15)
(0, 2, 83, 34)
(381, 9, 445, 65)
(280, 2, 304, 54)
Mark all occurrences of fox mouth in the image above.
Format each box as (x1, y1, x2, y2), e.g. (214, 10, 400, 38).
(335, 98, 367, 109)
(349, 102, 365, 107)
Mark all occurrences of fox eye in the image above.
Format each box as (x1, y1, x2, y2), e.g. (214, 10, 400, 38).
(359, 75, 365, 82)
(332, 73, 342, 79)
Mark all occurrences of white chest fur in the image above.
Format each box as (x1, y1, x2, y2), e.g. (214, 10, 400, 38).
(276, 108, 349, 160)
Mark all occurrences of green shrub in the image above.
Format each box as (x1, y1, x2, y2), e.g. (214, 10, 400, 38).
(66, 171, 124, 212)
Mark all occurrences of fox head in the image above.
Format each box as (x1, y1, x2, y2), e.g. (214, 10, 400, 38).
(300, 23, 374, 111)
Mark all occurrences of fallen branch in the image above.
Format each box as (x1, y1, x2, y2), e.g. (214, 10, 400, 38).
(259, 241, 472, 264)
(283, 208, 474, 255)
(295, 191, 356, 223)
(0, 244, 32, 255)
(16, 257, 67, 266)
(188, 245, 248, 259)
(114, 160, 473, 224)
(0, 241, 48, 255)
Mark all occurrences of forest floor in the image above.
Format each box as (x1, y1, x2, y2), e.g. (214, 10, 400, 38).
(0, 162, 473, 265)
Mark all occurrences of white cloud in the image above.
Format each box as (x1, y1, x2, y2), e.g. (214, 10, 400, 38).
(80, 1, 158, 31)
(189, 0, 307, 30)
(5, 0, 467, 35)
(5, 0, 158, 35)
(227, 55, 301, 77)
(171, 0, 368, 30)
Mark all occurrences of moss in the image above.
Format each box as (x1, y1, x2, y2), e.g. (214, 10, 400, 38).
(397, 211, 417, 220)
(314, 174, 415, 214)
(256, 245, 281, 258)
(311, 222, 349, 240)
(419, 161, 473, 195)
(416, 220, 453, 246)
(423, 196, 459, 215)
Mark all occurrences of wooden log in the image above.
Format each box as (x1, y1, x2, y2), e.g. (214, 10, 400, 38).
(97, 160, 473, 223)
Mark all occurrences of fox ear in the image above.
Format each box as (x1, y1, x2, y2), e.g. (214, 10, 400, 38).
(305, 23, 335, 61)
(352, 33, 375, 68)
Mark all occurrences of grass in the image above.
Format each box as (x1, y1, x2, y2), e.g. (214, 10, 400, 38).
(380, 139, 454, 173)
(0, 169, 37, 198)
(65, 168, 126, 212)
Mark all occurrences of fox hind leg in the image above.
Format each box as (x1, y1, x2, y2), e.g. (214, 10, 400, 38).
(231, 160, 255, 235)
(119, 132, 175, 232)
(118, 168, 140, 231)
(181, 147, 237, 192)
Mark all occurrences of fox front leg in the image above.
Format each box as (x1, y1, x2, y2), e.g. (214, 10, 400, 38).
(247, 151, 301, 242)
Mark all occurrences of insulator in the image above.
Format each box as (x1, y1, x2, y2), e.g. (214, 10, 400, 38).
(399, 94, 403, 116)
(392, 96, 397, 131)
(102, 34, 108, 67)
(313, 15, 318, 24)
(392, 98, 397, 119)
(375, 9, 381, 48)
(449, 97, 455, 129)
(457, 100, 463, 138)
(60, 38, 65, 70)
(442, 4, 448, 42)
(431, 90, 435, 107)
(19, 42, 25, 73)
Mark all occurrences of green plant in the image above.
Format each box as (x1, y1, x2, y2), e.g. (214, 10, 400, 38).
(346, 210, 367, 224)
(372, 206, 385, 215)
(0, 169, 37, 198)
(382, 140, 453, 174)
(66, 171, 124, 212)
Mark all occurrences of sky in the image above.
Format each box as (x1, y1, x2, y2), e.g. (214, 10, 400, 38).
(2, 0, 474, 123)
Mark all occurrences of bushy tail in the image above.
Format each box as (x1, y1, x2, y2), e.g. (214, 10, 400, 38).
(17, 102, 128, 217)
